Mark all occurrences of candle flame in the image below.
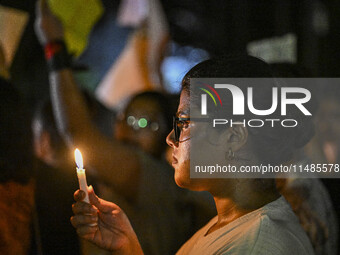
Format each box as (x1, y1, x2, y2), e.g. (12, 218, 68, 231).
(74, 148, 83, 169)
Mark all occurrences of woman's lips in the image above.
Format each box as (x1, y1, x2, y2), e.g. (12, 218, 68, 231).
(172, 155, 178, 165)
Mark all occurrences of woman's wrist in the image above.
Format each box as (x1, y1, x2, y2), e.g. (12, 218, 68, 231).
(110, 232, 144, 255)
(44, 40, 71, 72)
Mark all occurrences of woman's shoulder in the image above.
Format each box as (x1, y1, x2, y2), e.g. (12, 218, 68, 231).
(177, 197, 314, 255)
(249, 197, 314, 255)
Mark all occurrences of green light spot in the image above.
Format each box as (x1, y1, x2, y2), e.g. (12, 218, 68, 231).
(138, 118, 148, 128)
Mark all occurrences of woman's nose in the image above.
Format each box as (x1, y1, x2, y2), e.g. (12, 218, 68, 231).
(166, 129, 177, 148)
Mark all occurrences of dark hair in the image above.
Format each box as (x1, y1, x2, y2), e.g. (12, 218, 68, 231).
(127, 91, 176, 135)
(269, 63, 315, 78)
(0, 80, 33, 183)
(33, 99, 67, 157)
(269, 63, 319, 116)
(182, 55, 315, 164)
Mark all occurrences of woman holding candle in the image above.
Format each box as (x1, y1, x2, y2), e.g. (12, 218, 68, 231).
(71, 56, 315, 254)
(34, 1, 216, 255)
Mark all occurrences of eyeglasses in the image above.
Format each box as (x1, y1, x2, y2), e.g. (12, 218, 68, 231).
(173, 116, 210, 142)
(173, 116, 190, 142)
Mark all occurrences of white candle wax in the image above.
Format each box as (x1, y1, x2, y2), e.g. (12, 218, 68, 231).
(75, 149, 90, 203)
(76, 168, 90, 203)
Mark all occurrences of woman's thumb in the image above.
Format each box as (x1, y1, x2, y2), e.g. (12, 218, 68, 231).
(87, 185, 118, 213)
(88, 185, 105, 211)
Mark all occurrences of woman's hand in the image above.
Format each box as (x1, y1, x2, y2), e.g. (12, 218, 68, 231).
(71, 186, 143, 255)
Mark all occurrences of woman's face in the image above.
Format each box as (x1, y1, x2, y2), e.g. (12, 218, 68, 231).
(166, 90, 212, 190)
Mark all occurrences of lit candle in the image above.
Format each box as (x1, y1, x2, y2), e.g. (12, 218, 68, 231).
(75, 148, 90, 203)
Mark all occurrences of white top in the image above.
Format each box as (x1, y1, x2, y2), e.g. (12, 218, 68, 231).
(177, 197, 314, 255)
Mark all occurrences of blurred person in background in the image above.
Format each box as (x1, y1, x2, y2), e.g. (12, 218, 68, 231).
(305, 87, 340, 255)
(0, 44, 35, 255)
(271, 63, 338, 255)
(32, 98, 81, 254)
(34, 1, 216, 254)
(32, 92, 115, 255)
(305, 88, 340, 165)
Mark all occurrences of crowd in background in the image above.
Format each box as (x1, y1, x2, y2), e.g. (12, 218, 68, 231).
(0, 0, 340, 254)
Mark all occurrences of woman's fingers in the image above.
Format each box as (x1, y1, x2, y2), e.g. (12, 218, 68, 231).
(70, 214, 98, 228)
(75, 224, 98, 237)
(72, 201, 97, 215)
(74, 189, 85, 201)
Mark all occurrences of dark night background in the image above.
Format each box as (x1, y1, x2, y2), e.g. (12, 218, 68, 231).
(2, 0, 340, 104)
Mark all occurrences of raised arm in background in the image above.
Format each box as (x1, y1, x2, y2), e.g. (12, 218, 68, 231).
(34, 0, 140, 200)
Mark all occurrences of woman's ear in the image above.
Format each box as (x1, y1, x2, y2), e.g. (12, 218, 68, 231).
(205, 124, 248, 150)
(225, 125, 248, 152)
